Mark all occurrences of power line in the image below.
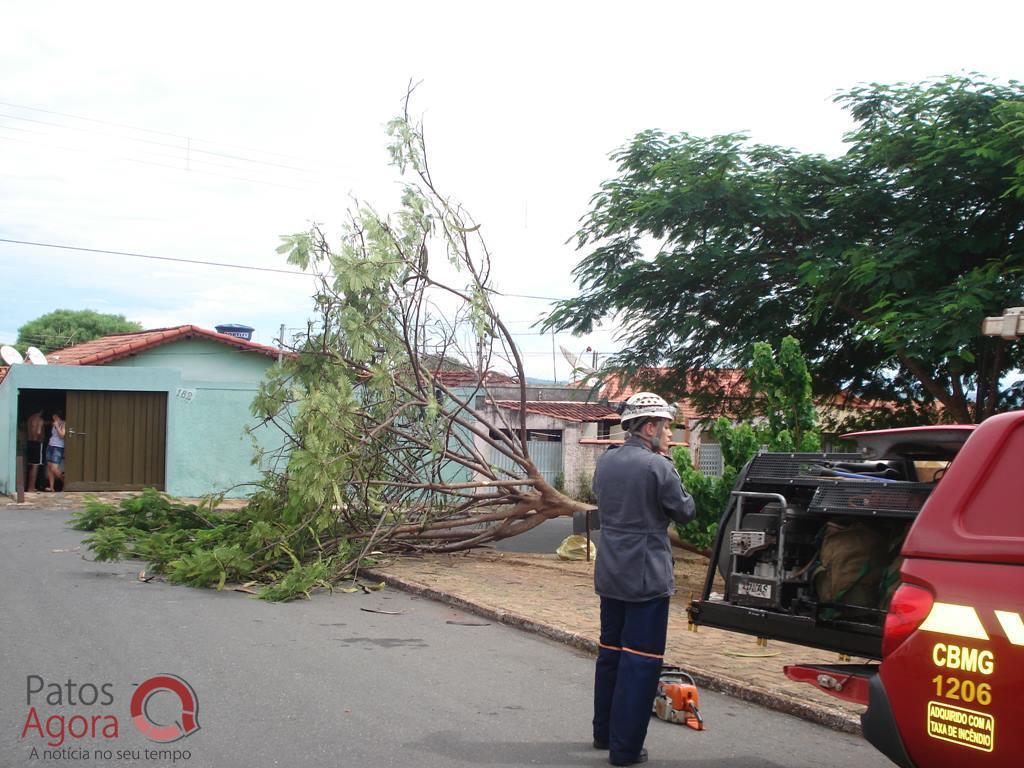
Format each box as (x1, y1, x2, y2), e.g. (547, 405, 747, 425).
(0, 99, 345, 170)
(0, 131, 311, 192)
(0, 238, 580, 307)
(491, 290, 567, 302)
(0, 111, 323, 174)
(0, 104, 355, 191)
(0, 99, 209, 140)
(0, 238, 311, 277)
(0, 239, 596, 330)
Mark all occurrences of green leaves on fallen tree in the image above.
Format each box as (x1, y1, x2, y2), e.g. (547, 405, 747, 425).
(245, 87, 590, 567)
(72, 491, 371, 600)
(73, 90, 592, 600)
(256, 559, 336, 602)
(168, 547, 254, 591)
(85, 526, 134, 562)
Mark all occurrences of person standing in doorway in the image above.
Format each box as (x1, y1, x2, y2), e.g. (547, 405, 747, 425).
(45, 411, 66, 492)
(25, 408, 45, 492)
(591, 392, 695, 767)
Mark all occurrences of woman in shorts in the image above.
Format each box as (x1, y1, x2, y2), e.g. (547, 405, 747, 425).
(46, 411, 66, 492)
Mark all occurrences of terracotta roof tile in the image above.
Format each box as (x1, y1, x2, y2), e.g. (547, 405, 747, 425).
(491, 400, 620, 423)
(572, 368, 749, 421)
(433, 370, 518, 387)
(827, 391, 917, 413)
(593, 368, 748, 402)
(45, 325, 289, 366)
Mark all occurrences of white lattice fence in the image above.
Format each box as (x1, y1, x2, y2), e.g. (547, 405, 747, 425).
(697, 442, 724, 476)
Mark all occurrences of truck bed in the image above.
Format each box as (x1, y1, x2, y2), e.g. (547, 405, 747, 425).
(688, 451, 933, 659)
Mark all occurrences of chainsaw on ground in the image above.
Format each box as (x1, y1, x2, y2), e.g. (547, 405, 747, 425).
(652, 666, 704, 731)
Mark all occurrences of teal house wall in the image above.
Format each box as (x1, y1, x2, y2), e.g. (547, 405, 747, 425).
(108, 339, 283, 497)
(0, 337, 285, 498)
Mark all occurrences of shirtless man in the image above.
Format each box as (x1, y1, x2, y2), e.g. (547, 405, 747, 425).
(25, 408, 45, 492)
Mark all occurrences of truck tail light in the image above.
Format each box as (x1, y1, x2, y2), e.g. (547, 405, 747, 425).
(882, 583, 934, 658)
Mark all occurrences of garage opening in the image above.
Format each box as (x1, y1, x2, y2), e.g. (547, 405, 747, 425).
(18, 389, 167, 492)
(17, 389, 66, 492)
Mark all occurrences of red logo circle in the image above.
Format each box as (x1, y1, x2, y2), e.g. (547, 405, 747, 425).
(130, 674, 200, 743)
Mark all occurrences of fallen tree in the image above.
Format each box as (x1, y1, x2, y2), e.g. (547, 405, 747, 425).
(74, 91, 592, 600)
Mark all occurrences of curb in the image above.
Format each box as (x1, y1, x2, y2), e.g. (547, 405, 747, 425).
(364, 568, 862, 736)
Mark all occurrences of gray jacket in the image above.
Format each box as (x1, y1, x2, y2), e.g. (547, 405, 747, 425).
(593, 436, 696, 601)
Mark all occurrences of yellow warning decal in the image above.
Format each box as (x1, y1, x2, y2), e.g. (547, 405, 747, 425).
(919, 603, 990, 641)
(927, 701, 994, 753)
(994, 610, 1024, 646)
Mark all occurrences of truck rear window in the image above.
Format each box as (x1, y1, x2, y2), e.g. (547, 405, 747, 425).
(959, 421, 1024, 540)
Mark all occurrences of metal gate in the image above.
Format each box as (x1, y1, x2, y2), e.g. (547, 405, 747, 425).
(491, 440, 563, 486)
(64, 390, 167, 491)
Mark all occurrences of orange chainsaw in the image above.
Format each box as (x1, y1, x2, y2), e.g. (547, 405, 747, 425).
(652, 667, 704, 731)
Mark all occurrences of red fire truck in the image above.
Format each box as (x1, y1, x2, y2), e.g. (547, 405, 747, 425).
(688, 411, 1024, 766)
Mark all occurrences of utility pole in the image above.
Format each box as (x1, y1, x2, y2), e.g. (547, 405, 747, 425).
(277, 323, 285, 364)
(551, 330, 557, 384)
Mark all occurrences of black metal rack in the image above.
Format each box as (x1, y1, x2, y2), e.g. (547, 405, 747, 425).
(807, 481, 933, 519)
(744, 452, 863, 486)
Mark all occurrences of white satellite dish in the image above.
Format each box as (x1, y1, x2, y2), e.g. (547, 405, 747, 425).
(559, 344, 596, 375)
(1, 345, 24, 365)
(559, 344, 580, 368)
(26, 347, 48, 365)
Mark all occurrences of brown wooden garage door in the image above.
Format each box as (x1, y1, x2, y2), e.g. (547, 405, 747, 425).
(64, 391, 167, 491)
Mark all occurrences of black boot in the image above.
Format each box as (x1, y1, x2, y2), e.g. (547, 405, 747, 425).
(609, 748, 648, 766)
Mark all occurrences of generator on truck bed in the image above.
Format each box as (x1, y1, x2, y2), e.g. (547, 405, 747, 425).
(687, 426, 973, 658)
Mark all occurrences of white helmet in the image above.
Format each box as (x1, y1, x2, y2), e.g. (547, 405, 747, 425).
(620, 392, 675, 425)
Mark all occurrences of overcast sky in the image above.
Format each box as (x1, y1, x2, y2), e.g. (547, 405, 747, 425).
(1, 1, 1021, 380)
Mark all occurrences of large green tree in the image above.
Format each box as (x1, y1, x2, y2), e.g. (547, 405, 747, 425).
(545, 75, 1024, 423)
(994, 99, 1024, 198)
(17, 309, 142, 353)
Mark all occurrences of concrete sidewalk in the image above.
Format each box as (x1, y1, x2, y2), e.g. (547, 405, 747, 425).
(366, 549, 869, 735)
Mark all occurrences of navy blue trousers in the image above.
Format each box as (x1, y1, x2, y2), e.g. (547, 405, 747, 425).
(593, 595, 670, 763)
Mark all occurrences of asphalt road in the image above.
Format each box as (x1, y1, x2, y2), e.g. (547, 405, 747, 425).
(0, 506, 892, 768)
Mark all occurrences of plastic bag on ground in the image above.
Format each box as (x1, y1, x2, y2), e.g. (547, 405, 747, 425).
(556, 534, 597, 561)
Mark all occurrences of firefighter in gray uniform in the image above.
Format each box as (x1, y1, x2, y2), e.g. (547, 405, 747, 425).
(591, 392, 695, 766)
